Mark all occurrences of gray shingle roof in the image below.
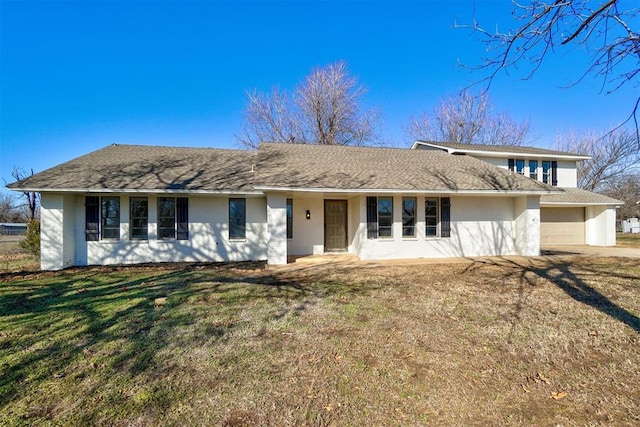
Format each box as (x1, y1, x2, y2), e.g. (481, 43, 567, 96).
(255, 143, 559, 193)
(415, 141, 589, 158)
(7, 144, 257, 192)
(541, 187, 623, 205)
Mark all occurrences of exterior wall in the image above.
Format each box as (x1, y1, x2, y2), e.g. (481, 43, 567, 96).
(287, 197, 325, 256)
(355, 195, 528, 260)
(266, 193, 287, 264)
(585, 206, 617, 246)
(48, 193, 268, 268)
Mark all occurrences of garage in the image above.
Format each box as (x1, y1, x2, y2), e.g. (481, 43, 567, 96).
(540, 207, 585, 245)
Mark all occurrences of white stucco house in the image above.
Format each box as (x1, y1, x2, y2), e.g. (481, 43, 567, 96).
(8, 142, 621, 270)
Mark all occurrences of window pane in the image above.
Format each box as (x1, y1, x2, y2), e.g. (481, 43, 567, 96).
(542, 161, 551, 184)
(286, 198, 293, 239)
(516, 159, 525, 175)
(529, 160, 538, 180)
(157, 197, 176, 239)
(425, 198, 439, 237)
(378, 197, 393, 238)
(130, 197, 148, 240)
(229, 198, 246, 239)
(101, 197, 120, 240)
(402, 197, 416, 237)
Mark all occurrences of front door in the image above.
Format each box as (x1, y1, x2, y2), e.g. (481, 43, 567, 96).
(324, 200, 348, 252)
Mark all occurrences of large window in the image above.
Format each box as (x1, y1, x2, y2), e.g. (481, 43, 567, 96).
(515, 159, 525, 175)
(101, 197, 120, 239)
(402, 197, 416, 237)
(286, 198, 293, 239)
(130, 197, 148, 240)
(157, 197, 189, 240)
(425, 198, 438, 237)
(529, 160, 538, 180)
(229, 198, 246, 240)
(85, 196, 120, 241)
(377, 197, 393, 238)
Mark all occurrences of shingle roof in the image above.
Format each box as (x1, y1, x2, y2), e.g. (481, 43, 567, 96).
(414, 141, 589, 158)
(255, 143, 559, 193)
(7, 144, 257, 192)
(541, 187, 623, 205)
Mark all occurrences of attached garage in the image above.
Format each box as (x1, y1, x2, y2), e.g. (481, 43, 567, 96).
(540, 207, 585, 245)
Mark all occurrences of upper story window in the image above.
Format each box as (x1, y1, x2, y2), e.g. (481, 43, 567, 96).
(529, 160, 538, 180)
(402, 197, 416, 237)
(542, 161, 551, 184)
(508, 159, 525, 175)
(130, 197, 149, 240)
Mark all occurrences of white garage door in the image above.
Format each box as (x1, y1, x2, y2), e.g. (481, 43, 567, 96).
(540, 207, 585, 245)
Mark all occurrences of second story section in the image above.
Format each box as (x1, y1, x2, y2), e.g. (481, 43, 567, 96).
(411, 141, 591, 189)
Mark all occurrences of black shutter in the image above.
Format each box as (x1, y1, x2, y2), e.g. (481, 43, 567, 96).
(551, 161, 558, 186)
(176, 197, 189, 240)
(440, 197, 451, 238)
(366, 196, 378, 239)
(508, 158, 515, 172)
(85, 196, 99, 241)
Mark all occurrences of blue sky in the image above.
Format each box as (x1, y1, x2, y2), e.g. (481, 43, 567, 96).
(1, 0, 636, 189)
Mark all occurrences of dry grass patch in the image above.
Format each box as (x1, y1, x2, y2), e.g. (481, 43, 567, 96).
(617, 232, 640, 248)
(1, 257, 639, 426)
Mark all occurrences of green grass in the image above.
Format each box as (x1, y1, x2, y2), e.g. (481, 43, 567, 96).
(1, 258, 639, 425)
(617, 232, 640, 248)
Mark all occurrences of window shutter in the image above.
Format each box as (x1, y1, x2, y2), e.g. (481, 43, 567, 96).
(440, 197, 451, 238)
(551, 161, 558, 186)
(85, 196, 100, 241)
(176, 197, 189, 240)
(508, 158, 515, 172)
(366, 196, 378, 239)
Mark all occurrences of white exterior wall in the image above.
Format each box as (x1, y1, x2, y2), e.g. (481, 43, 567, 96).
(287, 197, 325, 256)
(48, 193, 268, 268)
(513, 196, 541, 256)
(355, 195, 529, 260)
(585, 206, 617, 246)
(266, 193, 287, 265)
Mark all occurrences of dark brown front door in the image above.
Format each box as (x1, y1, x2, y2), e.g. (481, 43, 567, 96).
(324, 200, 348, 252)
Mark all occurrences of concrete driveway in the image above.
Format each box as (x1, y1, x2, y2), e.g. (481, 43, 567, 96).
(542, 245, 640, 258)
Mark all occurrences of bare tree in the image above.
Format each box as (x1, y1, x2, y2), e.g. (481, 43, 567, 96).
(407, 90, 531, 145)
(466, 1, 640, 130)
(11, 167, 39, 221)
(237, 61, 379, 149)
(602, 173, 640, 219)
(0, 193, 27, 223)
(556, 129, 640, 191)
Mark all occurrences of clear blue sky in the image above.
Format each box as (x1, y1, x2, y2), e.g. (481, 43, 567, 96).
(1, 0, 636, 189)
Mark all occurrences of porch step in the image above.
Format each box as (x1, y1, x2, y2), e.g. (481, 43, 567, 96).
(287, 254, 359, 265)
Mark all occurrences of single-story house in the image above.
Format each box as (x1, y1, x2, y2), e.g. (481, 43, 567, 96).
(7, 142, 621, 270)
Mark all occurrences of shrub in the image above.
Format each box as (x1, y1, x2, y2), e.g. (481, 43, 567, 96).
(20, 220, 40, 256)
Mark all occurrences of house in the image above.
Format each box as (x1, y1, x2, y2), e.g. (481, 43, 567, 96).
(0, 223, 28, 235)
(412, 141, 621, 246)
(7, 142, 620, 271)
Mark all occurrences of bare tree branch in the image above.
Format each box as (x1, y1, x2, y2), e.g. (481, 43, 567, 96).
(407, 90, 531, 146)
(236, 61, 380, 148)
(11, 167, 39, 221)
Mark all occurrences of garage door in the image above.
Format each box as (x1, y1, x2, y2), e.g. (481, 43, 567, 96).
(540, 207, 585, 245)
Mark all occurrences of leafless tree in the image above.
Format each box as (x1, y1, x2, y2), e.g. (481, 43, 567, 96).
(602, 173, 640, 219)
(556, 129, 640, 191)
(407, 90, 531, 145)
(0, 193, 27, 223)
(11, 167, 39, 221)
(237, 61, 379, 149)
(466, 0, 640, 131)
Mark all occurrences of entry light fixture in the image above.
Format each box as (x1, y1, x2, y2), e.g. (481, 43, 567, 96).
(306, 210, 311, 220)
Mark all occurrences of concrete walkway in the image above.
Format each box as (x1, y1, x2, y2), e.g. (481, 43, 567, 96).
(542, 245, 640, 258)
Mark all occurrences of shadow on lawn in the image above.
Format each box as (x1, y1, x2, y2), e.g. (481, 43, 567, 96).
(467, 257, 640, 335)
(0, 261, 382, 409)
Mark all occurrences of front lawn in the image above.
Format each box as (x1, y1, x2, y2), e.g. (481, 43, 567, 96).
(1, 257, 639, 425)
(617, 232, 640, 248)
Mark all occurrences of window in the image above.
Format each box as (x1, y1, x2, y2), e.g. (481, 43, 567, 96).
(101, 197, 120, 239)
(158, 198, 176, 239)
(229, 198, 246, 239)
(286, 198, 293, 239)
(551, 161, 558, 186)
(402, 197, 416, 237)
(377, 197, 393, 238)
(130, 197, 148, 240)
(515, 159, 525, 175)
(85, 196, 99, 241)
(542, 161, 551, 184)
(529, 160, 538, 180)
(157, 197, 189, 240)
(85, 196, 120, 241)
(425, 198, 438, 237)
